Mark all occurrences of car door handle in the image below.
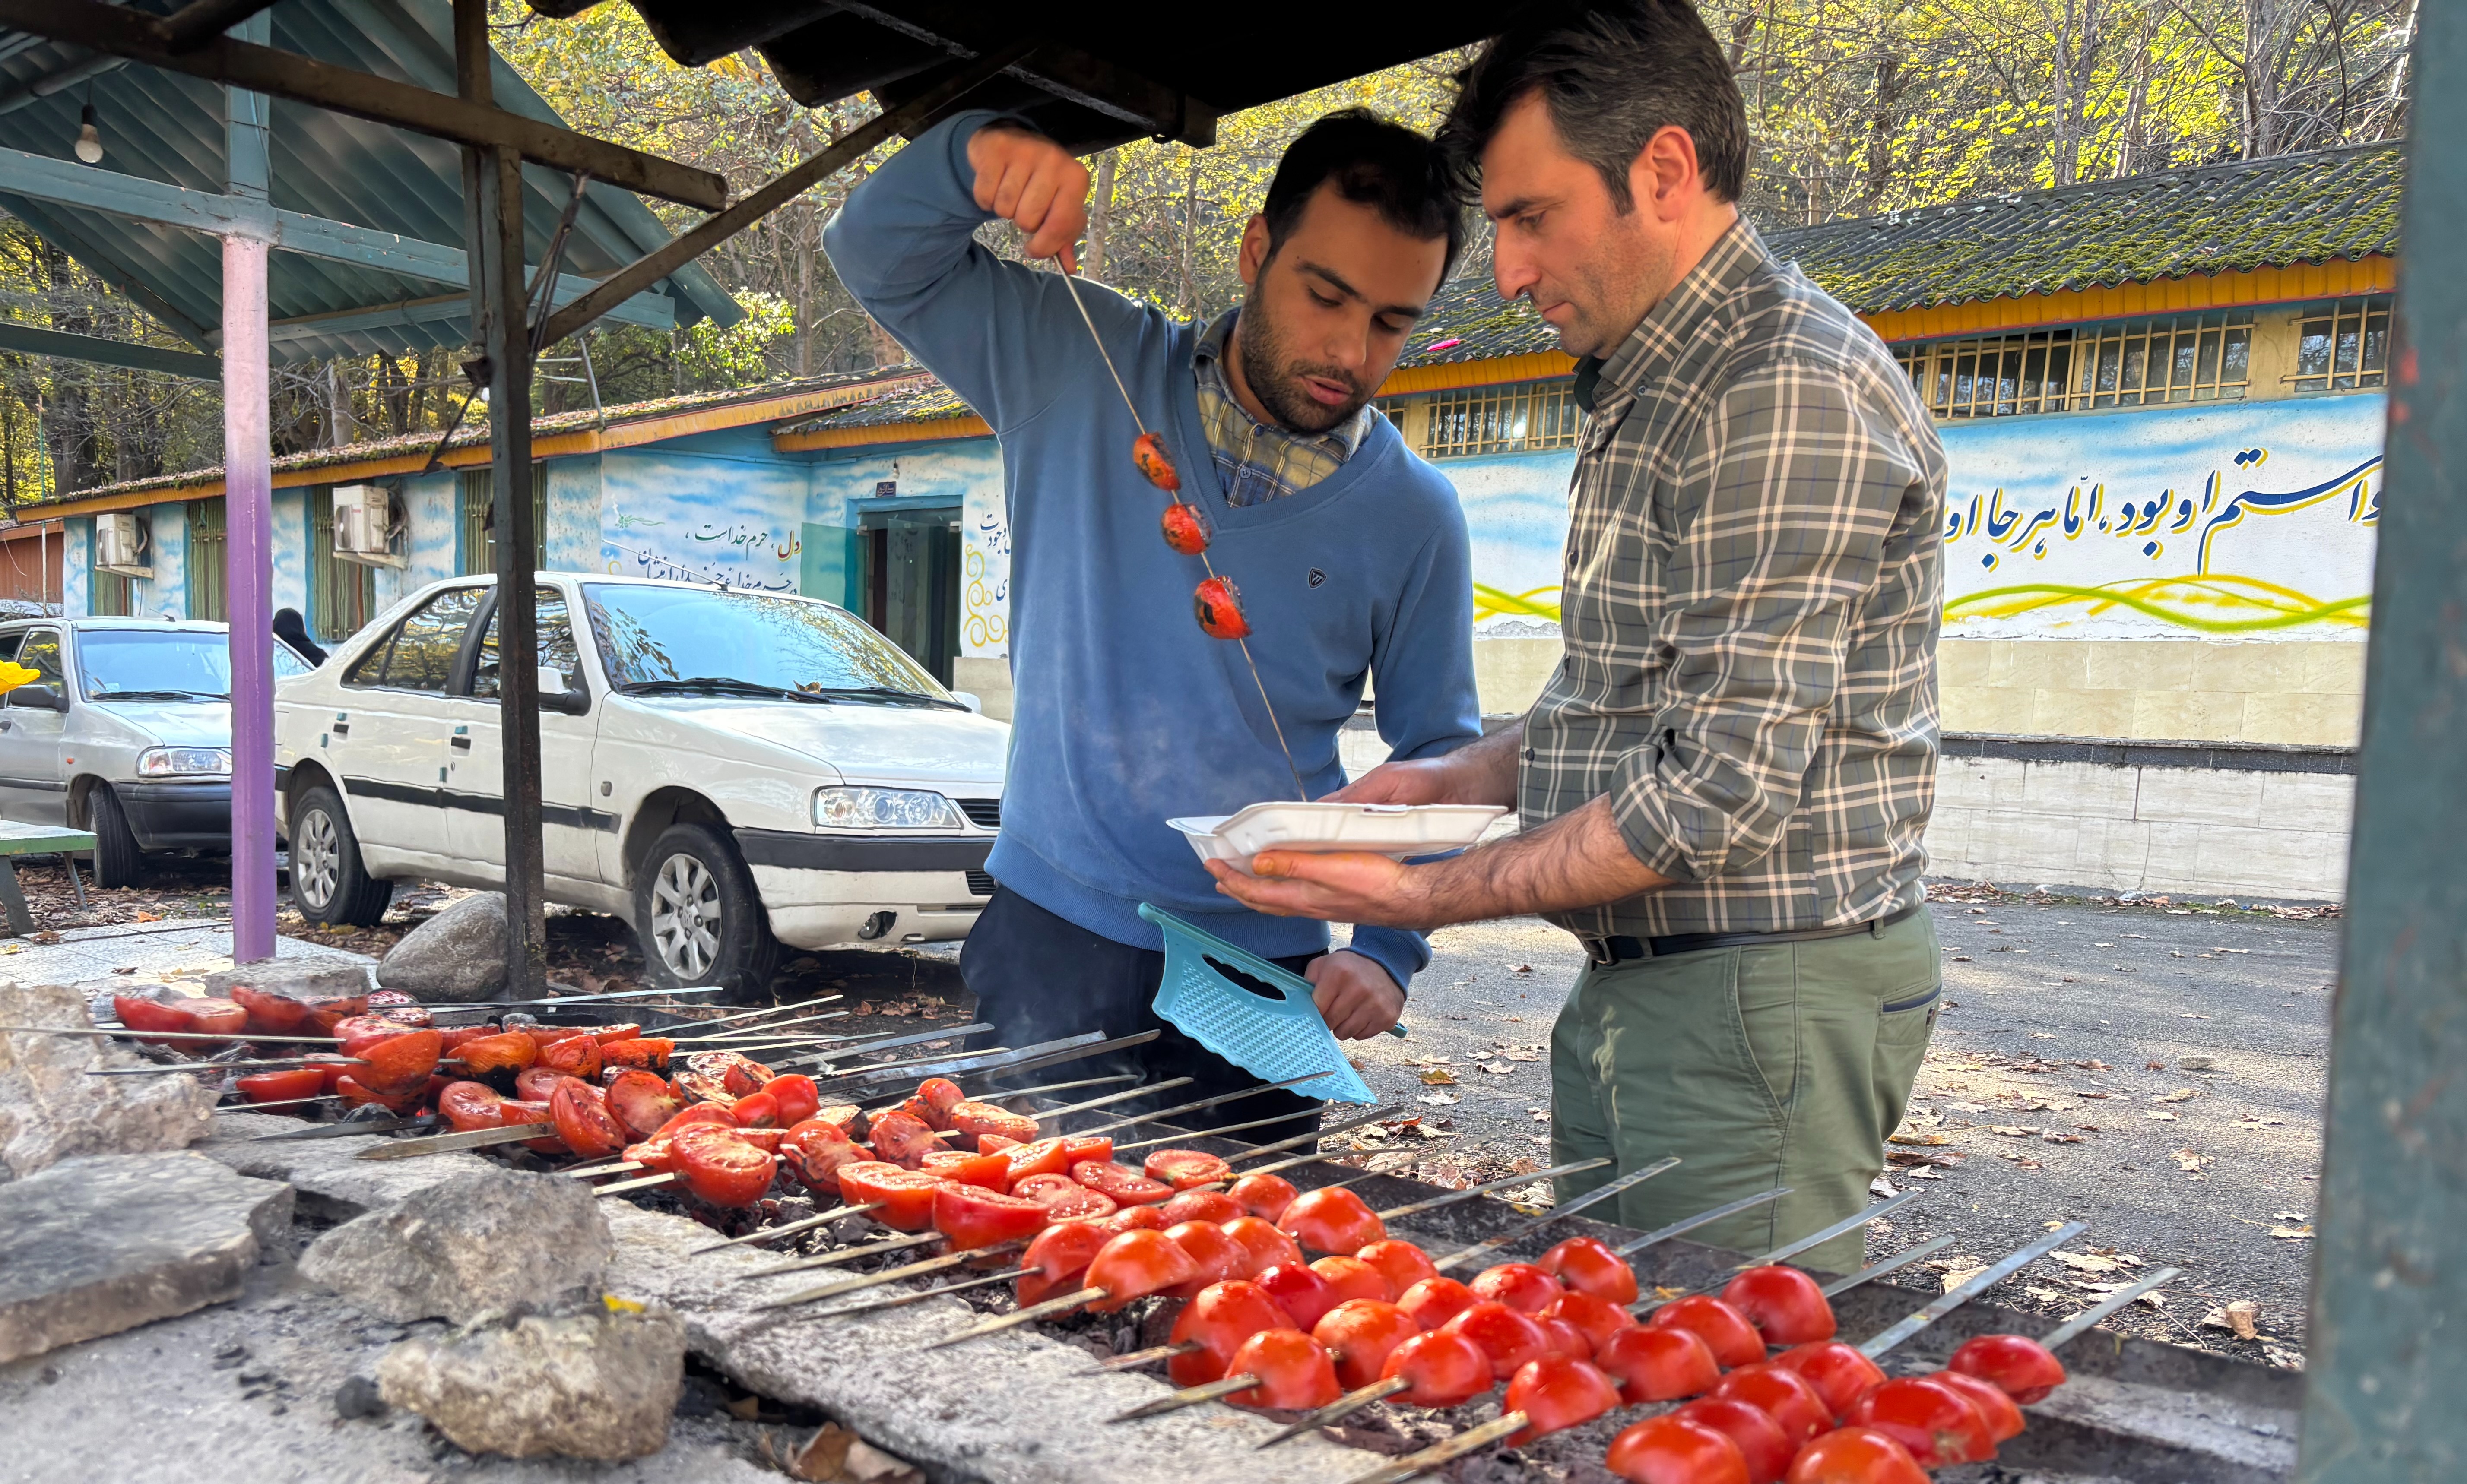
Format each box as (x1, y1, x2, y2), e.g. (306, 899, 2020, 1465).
(330, 722, 349, 736)
(450, 736, 471, 750)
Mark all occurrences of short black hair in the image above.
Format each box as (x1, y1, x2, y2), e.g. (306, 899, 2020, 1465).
(1440, 0, 1750, 208)
(1260, 108, 1468, 278)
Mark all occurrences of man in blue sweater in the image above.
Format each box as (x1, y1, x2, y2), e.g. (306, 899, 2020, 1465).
(827, 110, 1482, 1130)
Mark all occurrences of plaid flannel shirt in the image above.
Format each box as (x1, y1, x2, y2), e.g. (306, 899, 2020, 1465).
(1521, 218, 1947, 940)
(1192, 310, 1373, 506)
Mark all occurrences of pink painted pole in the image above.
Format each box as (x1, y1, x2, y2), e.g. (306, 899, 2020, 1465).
(223, 233, 275, 963)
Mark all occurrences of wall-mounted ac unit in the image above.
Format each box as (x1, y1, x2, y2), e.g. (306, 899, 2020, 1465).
(95, 512, 153, 578)
(333, 484, 406, 569)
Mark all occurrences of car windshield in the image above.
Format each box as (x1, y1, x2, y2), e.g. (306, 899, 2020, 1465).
(582, 585, 955, 704)
(78, 629, 310, 700)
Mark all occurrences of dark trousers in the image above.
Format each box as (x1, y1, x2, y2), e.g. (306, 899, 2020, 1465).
(959, 886, 1323, 1143)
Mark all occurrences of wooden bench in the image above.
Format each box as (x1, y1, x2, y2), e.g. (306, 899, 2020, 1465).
(0, 820, 95, 936)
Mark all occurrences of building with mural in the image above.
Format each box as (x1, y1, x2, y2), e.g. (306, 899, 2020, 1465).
(9, 142, 2396, 901)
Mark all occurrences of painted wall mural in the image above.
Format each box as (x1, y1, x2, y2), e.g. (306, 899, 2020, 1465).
(1938, 393, 2384, 640)
(1450, 449, 1576, 638)
(596, 441, 808, 592)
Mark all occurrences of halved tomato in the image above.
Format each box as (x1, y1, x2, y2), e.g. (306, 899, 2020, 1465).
(587, 1022, 644, 1045)
(1022, 1220, 1113, 1285)
(934, 1183, 1050, 1250)
(920, 1149, 1013, 1190)
(1671, 1399, 1795, 1484)
(1090, 1204, 1168, 1235)
(1313, 1299, 1421, 1389)
(1946, 1332, 2069, 1405)
(1170, 1279, 1298, 1385)
(236, 1066, 327, 1104)
(352, 1028, 442, 1096)
(453, 1031, 537, 1088)
(1605, 1415, 1751, 1484)
(1254, 1262, 1341, 1331)
(333, 1072, 422, 1114)
(920, 1077, 967, 1117)
(948, 1100, 1038, 1144)
(516, 1066, 576, 1102)
(1000, 1136, 1076, 1183)
(1930, 1369, 2027, 1443)
(1084, 1228, 1200, 1312)
(1843, 1376, 2000, 1468)
(537, 1034, 603, 1082)
(1471, 1262, 1563, 1314)
(669, 1123, 778, 1207)
(1543, 1288, 1638, 1351)
(1648, 1294, 1767, 1368)
(302, 992, 371, 1033)
(868, 1109, 942, 1169)
(1539, 1234, 1640, 1305)
(834, 1161, 948, 1231)
(551, 1079, 628, 1160)
(764, 1074, 821, 1127)
(976, 1131, 1021, 1155)
(1596, 1324, 1722, 1404)
(600, 1038, 675, 1072)
(779, 1118, 863, 1194)
(1143, 1148, 1234, 1190)
(1310, 1254, 1395, 1306)
(1060, 1135, 1113, 1164)
(1721, 1265, 1838, 1346)
(1224, 1329, 1340, 1410)
(1438, 1300, 1552, 1380)
(1226, 1172, 1300, 1222)
(1504, 1354, 1622, 1443)
(231, 985, 316, 1037)
(1379, 1329, 1493, 1408)
(1163, 1220, 1248, 1298)
(1355, 1239, 1439, 1298)
(1397, 1275, 1480, 1332)
(438, 1080, 506, 1133)
(111, 991, 193, 1044)
(1161, 1188, 1246, 1225)
(606, 1069, 683, 1141)
(1072, 1160, 1173, 1206)
(730, 1089, 784, 1128)
(1012, 1172, 1120, 1221)
(1221, 1216, 1305, 1280)
(1782, 1427, 1930, 1484)
(1276, 1186, 1386, 1253)
(497, 1097, 567, 1152)
(1712, 1363, 1833, 1443)
(1773, 1341, 1889, 1417)
(183, 997, 251, 1041)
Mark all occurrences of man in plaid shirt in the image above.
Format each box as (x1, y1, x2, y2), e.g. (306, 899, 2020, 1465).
(1214, 0, 1947, 1271)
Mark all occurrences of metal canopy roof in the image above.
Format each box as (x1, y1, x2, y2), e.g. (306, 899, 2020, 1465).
(0, 0, 741, 362)
(571, 0, 1501, 150)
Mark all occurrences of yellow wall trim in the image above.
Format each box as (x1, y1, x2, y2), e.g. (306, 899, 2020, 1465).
(774, 413, 995, 452)
(1862, 257, 2397, 343)
(1376, 350, 1579, 397)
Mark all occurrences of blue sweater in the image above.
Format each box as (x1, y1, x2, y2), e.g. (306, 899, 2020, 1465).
(826, 112, 1482, 989)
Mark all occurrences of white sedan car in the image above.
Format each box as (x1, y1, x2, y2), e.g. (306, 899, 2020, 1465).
(274, 574, 1008, 1000)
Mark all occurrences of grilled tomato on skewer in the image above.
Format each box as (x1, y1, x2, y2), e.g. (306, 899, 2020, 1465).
(1192, 576, 1252, 641)
(1132, 431, 1181, 492)
(1160, 500, 1210, 554)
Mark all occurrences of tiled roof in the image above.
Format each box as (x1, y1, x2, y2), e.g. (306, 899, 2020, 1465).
(777, 378, 982, 434)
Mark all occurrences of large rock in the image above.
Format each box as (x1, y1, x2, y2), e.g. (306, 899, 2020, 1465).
(0, 1149, 293, 1362)
(0, 981, 216, 1180)
(201, 957, 370, 1000)
(377, 1307, 685, 1461)
(298, 1166, 614, 1324)
(376, 892, 507, 1001)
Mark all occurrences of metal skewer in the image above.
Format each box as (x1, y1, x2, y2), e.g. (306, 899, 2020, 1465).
(88, 1056, 368, 1074)
(799, 1029, 1155, 1093)
(1253, 1377, 1415, 1448)
(1611, 1185, 1794, 1258)
(1821, 1234, 1958, 1298)
(672, 1010, 853, 1043)
(425, 984, 725, 1013)
(0, 1025, 349, 1044)
(689, 1201, 888, 1255)
(1066, 1074, 1325, 1136)
(358, 1121, 558, 1159)
(1630, 1186, 1928, 1314)
(740, 1228, 944, 1278)
(1088, 1340, 1202, 1374)
(923, 1284, 1104, 1350)
(1112, 1106, 1329, 1153)
(2039, 1265, 2185, 1348)
(798, 1265, 1027, 1323)
(1337, 1411, 1529, 1484)
(591, 1171, 677, 1197)
(1030, 1078, 1196, 1122)
(214, 1093, 344, 1112)
(1430, 1155, 1681, 1272)
(752, 1242, 1031, 1312)
(773, 1022, 995, 1070)
(1857, 1221, 2089, 1358)
(1375, 1158, 1608, 1222)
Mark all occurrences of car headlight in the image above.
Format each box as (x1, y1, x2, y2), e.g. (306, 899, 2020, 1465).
(813, 786, 964, 831)
(137, 746, 232, 778)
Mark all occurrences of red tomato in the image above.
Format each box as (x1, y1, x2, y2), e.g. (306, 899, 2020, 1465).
(236, 1066, 327, 1104)
(920, 1149, 1013, 1190)
(1542, 1288, 1636, 1351)
(1255, 1262, 1341, 1331)
(352, 1028, 441, 1097)
(1397, 1275, 1480, 1332)
(1713, 1362, 1833, 1443)
(1085, 1228, 1201, 1312)
(231, 985, 316, 1037)
(1540, 1235, 1641, 1305)
(1843, 1376, 1999, 1467)
(112, 992, 194, 1043)
(653, 1103, 739, 1139)
(1355, 1239, 1439, 1298)
(1143, 1148, 1235, 1190)
(834, 1161, 949, 1231)
(437, 1080, 506, 1133)
(1649, 1295, 1768, 1368)
(583, 1022, 642, 1046)
(606, 1069, 682, 1141)
(1928, 1370, 2026, 1443)
(1225, 1329, 1339, 1410)
(1163, 1220, 1249, 1298)
(1277, 1186, 1386, 1253)
(670, 1123, 778, 1207)
(551, 1079, 628, 1160)
(455, 1031, 537, 1082)
(1606, 1415, 1752, 1484)
(812, 1104, 862, 1136)
(1159, 500, 1211, 555)
(1226, 1172, 1299, 1221)
(514, 1066, 573, 1103)
(1309, 1254, 1395, 1305)
(1192, 576, 1251, 641)
(1721, 1266, 1838, 1346)
(302, 993, 370, 1034)
(1439, 1300, 1552, 1380)
(1378, 1329, 1494, 1408)
(1133, 431, 1181, 492)
(304, 1053, 355, 1093)
(497, 1097, 565, 1152)
(1000, 1136, 1076, 1183)
(1597, 1324, 1723, 1403)
(1504, 1354, 1622, 1443)
(1161, 1188, 1245, 1225)
(182, 998, 252, 1041)
(934, 1183, 1050, 1250)
(1169, 1279, 1298, 1386)
(733, 1126, 787, 1154)
(1772, 1342, 1889, 1419)
(599, 1037, 675, 1072)
(537, 1034, 603, 1082)
(333, 1073, 422, 1114)
(779, 1118, 863, 1194)
(1472, 1262, 1564, 1314)
(1091, 1205, 1168, 1235)
(1673, 1398, 1796, 1484)
(1539, 1314, 1593, 1361)
(713, 1051, 775, 1098)
(1011, 1172, 1121, 1221)
(729, 1089, 784, 1129)
(920, 1077, 966, 1117)
(1060, 1135, 1114, 1163)
(1947, 1333, 2069, 1405)
(755, 1074, 818, 1126)
(948, 1101, 1040, 1144)
(1221, 1216, 1305, 1279)
(434, 1026, 489, 1054)
(977, 1131, 1021, 1155)
(1022, 1220, 1113, 1286)
(1783, 1427, 1932, 1484)
(1072, 1160, 1174, 1206)
(866, 1109, 942, 1170)
(1313, 1300, 1422, 1389)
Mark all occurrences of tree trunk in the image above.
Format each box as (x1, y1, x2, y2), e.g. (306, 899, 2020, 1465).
(1086, 149, 1117, 281)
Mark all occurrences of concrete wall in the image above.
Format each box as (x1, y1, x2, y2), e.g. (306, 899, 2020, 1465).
(1940, 638, 2366, 746)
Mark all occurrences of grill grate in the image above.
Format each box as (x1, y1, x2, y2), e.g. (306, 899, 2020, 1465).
(965, 869, 996, 898)
(958, 797, 1000, 829)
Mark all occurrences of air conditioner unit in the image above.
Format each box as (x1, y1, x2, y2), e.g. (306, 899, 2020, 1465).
(333, 484, 406, 569)
(95, 512, 152, 578)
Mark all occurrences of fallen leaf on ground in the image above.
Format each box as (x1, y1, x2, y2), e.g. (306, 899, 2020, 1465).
(1939, 1266, 1989, 1292)
(1989, 1126, 2037, 1137)
(1479, 1062, 1514, 1075)
(2159, 1088, 2199, 1103)
(1889, 1131, 1953, 1146)
(1416, 1092, 1460, 1106)
(2270, 1225, 2314, 1239)
(2145, 1110, 2180, 1121)
(2201, 1300, 2262, 1340)
(2052, 1251, 2121, 1273)
(2146, 1061, 2166, 1070)
(1417, 1069, 1458, 1085)
(2175, 1149, 2210, 1177)
(2043, 1132, 2084, 1143)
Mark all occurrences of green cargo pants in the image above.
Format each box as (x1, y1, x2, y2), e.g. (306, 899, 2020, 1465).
(1549, 908, 1941, 1276)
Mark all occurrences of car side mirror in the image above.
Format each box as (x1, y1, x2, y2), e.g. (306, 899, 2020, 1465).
(536, 665, 587, 715)
(8, 683, 64, 712)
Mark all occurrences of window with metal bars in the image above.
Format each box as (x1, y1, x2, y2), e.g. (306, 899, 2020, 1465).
(186, 499, 225, 622)
(308, 487, 376, 643)
(2291, 296, 2392, 393)
(457, 464, 548, 576)
(1892, 310, 2254, 419)
(1380, 381, 1580, 459)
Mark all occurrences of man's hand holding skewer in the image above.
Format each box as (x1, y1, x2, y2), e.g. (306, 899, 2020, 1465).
(967, 122, 1090, 270)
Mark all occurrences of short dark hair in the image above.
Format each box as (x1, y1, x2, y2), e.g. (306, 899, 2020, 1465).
(1440, 1, 1750, 208)
(1261, 108, 1468, 278)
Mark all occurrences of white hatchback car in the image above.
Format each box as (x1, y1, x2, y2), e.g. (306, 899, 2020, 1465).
(274, 574, 1009, 1000)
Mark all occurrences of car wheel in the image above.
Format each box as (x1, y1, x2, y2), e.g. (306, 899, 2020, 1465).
(88, 785, 144, 889)
(290, 783, 391, 927)
(634, 822, 780, 1004)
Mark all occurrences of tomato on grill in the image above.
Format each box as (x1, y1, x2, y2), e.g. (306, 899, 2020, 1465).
(599, 1038, 675, 1073)
(1605, 1416, 1751, 1484)
(1309, 1254, 1394, 1305)
(868, 1109, 943, 1170)
(933, 1183, 1050, 1250)
(1671, 1399, 1795, 1484)
(1163, 1220, 1249, 1298)
(948, 1101, 1039, 1144)
(1471, 1262, 1563, 1314)
(1946, 1333, 2069, 1405)
(1930, 1369, 2027, 1443)
(1161, 1188, 1246, 1225)
(1000, 1136, 1077, 1183)
(1254, 1261, 1341, 1331)
(1503, 1354, 1622, 1443)
(919, 1149, 1013, 1190)
(1782, 1427, 1931, 1484)
(550, 1079, 628, 1160)
(1169, 1279, 1298, 1386)
(1012, 1173, 1119, 1221)
(1377, 1329, 1492, 1408)
(1721, 1265, 1838, 1346)
(1597, 1325, 1723, 1404)
(606, 1069, 682, 1141)
(1396, 1275, 1479, 1332)
(454, 1031, 538, 1088)
(834, 1161, 948, 1231)
(235, 1066, 328, 1104)
(1355, 1239, 1439, 1298)
(764, 1074, 821, 1127)
(1224, 1329, 1339, 1410)
(1712, 1362, 1833, 1443)
(779, 1118, 863, 1194)
(537, 1034, 603, 1082)
(1648, 1295, 1767, 1368)
(1084, 1228, 1200, 1312)
(437, 1080, 507, 1133)
(1313, 1299, 1421, 1389)
(352, 1028, 442, 1096)
(1843, 1376, 2000, 1468)
(669, 1123, 778, 1208)
(231, 985, 317, 1037)
(1276, 1186, 1385, 1253)
(1142, 1149, 1234, 1190)
(1071, 1160, 1174, 1206)
(1543, 1288, 1638, 1351)
(1439, 1300, 1552, 1380)
(1221, 1215, 1305, 1279)
(1225, 1172, 1298, 1222)
(1539, 1235, 1639, 1305)
(1773, 1342, 1889, 1418)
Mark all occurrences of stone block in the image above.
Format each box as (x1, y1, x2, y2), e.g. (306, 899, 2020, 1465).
(2242, 689, 2364, 747)
(2258, 772, 2357, 835)
(376, 892, 506, 1002)
(2029, 686, 2136, 739)
(2189, 826, 2350, 900)
(300, 1167, 614, 1324)
(378, 1307, 685, 1461)
(2018, 759, 2142, 818)
(201, 957, 369, 1000)
(0, 1150, 292, 1362)
(1935, 757, 2027, 810)
(2131, 689, 2249, 743)
(201, 1111, 501, 1218)
(2080, 639, 2200, 695)
(2134, 768, 2267, 827)
(1935, 639, 1992, 687)
(0, 981, 216, 1180)
(1940, 683, 2034, 734)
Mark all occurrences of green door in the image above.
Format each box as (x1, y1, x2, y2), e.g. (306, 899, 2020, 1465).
(855, 506, 960, 687)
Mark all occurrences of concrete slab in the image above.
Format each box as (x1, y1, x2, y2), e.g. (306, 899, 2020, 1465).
(200, 1112, 501, 1221)
(0, 1149, 292, 1362)
(0, 918, 372, 1001)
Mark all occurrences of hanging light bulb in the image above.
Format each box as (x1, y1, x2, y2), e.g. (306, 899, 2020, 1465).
(73, 102, 102, 165)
